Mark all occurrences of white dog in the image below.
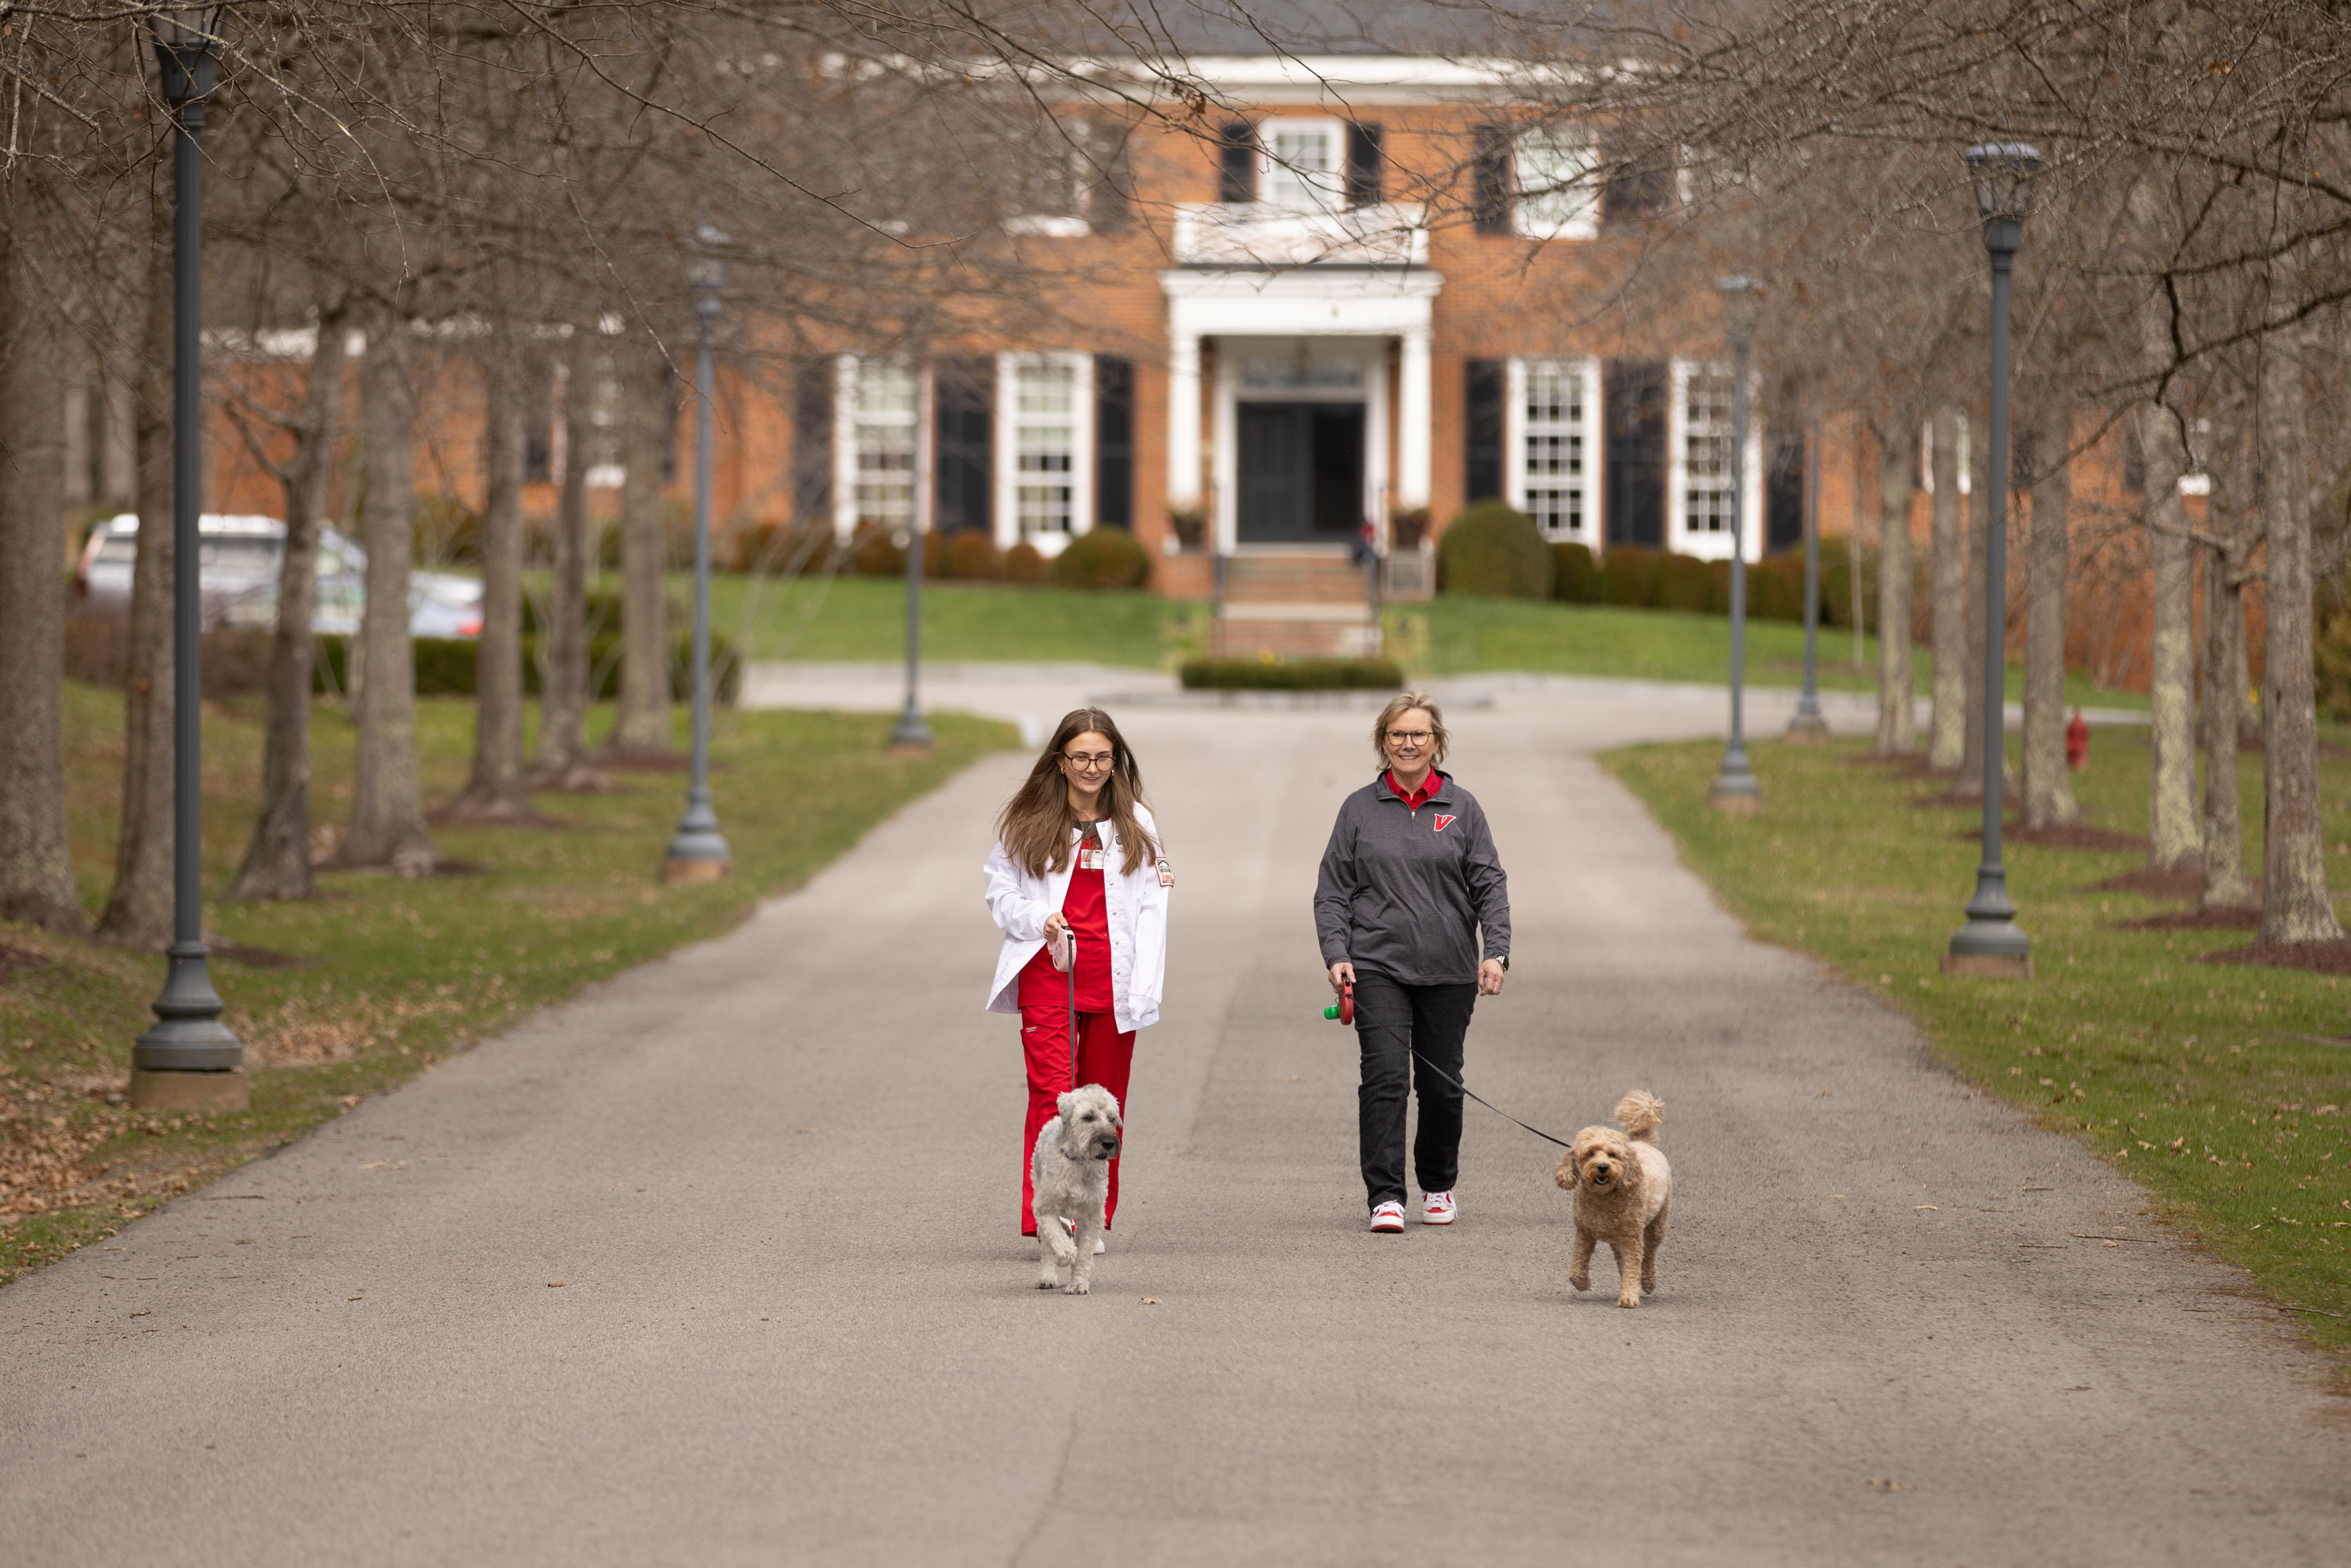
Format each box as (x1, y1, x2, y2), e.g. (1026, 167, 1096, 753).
(1031, 1085, 1122, 1295)
(1551, 1090, 1672, 1308)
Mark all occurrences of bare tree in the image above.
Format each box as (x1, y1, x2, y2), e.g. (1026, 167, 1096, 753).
(531, 359, 603, 791)
(2139, 397, 2202, 872)
(607, 342, 674, 760)
(1927, 406, 1965, 770)
(327, 306, 435, 875)
(1871, 415, 1917, 755)
(2198, 462, 2259, 911)
(2020, 397, 2081, 827)
(223, 296, 350, 900)
(442, 337, 534, 821)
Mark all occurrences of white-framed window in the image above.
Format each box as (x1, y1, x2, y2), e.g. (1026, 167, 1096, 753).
(1506, 358, 1599, 539)
(1005, 119, 1094, 238)
(1259, 117, 1344, 210)
(851, 357, 917, 530)
(1681, 363, 1734, 537)
(1515, 129, 1598, 240)
(994, 353, 1094, 552)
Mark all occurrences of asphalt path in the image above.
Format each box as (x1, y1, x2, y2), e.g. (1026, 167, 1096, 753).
(2, 679, 2343, 1566)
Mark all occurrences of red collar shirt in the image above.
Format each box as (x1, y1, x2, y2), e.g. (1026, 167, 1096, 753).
(1386, 768, 1441, 809)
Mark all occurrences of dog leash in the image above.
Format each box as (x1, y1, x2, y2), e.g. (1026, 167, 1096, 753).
(1325, 976, 1575, 1150)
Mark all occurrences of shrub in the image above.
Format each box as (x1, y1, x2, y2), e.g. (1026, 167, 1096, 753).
(945, 531, 1001, 581)
(1600, 546, 1661, 607)
(314, 632, 740, 705)
(1436, 500, 1553, 599)
(1658, 552, 1713, 613)
(1179, 656, 1404, 690)
(1820, 546, 1876, 630)
(731, 519, 839, 576)
(1003, 541, 1049, 585)
(1552, 541, 1601, 603)
(523, 588, 625, 637)
(846, 522, 905, 577)
(1051, 527, 1151, 589)
(1748, 554, 1807, 621)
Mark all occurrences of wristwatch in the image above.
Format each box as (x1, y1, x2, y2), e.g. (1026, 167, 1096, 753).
(1492, 954, 1509, 971)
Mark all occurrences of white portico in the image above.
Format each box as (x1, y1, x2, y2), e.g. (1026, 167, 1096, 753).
(1161, 205, 1441, 555)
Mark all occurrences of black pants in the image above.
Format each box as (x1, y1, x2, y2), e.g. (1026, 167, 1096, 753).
(1353, 969, 1476, 1210)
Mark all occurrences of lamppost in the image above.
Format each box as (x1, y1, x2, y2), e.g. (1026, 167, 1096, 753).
(131, 7, 245, 1114)
(1707, 275, 1762, 813)
(1788, 416, 1830, 740)
(661, 221, 734, 885)
(888, 335, 935, 752)
(1943, 143, 2042, 979)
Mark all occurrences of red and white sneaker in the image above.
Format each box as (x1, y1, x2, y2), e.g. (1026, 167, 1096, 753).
(1421, 1190, 1457, 1226)
(1369, 1200, 1407, 1233)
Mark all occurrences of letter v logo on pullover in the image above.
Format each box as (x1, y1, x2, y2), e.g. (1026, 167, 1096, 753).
(1432, 814, 1456, 832)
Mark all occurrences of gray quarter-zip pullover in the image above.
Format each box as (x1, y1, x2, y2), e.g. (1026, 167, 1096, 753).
(1313, 770, 1511, 985)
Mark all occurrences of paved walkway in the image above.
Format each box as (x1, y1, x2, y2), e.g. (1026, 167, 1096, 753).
(2, 680, 2340, 1566)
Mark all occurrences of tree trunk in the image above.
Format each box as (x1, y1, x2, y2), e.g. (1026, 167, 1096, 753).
(1955, 409, 1990, 799)
(607, 347, 672, 758)
(226, 302, 350, 900)
(95, 185, 176, 946)
(328, 307, 435, 875)
(1871, 417, 1916, 755)
(2141, 400, 2202, 871)
(2199, 500, 2258, 911)
(2255, 329, 2342, 943)
(443, 342, 534, 820)
(2020, 397, 2081, 828)
(0, 208, 86, 933)
(531, 359, 603, 789)
(1927, 404, 1966, 770)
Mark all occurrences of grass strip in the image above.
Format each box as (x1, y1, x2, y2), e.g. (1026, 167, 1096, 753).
(1, 684, 1014, 1286)
(1601, 729, 2351, 1377)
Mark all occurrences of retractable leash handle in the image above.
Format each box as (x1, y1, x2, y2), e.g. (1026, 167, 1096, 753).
(1321, 976, 1354, 1025)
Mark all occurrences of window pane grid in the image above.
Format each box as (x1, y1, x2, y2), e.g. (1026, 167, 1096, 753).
(1014, 361, 1078, 536)
(1683, 369, 1733, 534)
(853, 360, 916, 529)
(1522, 363, 1588, 538)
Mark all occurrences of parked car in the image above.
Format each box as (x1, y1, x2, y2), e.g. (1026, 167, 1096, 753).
(76, 514, 481, 639)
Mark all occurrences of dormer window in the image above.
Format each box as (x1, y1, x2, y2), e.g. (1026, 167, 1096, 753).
(1259, 117, 1345, 210)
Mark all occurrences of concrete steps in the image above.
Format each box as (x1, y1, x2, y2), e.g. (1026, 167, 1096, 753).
(1212, 549, 1382, 660)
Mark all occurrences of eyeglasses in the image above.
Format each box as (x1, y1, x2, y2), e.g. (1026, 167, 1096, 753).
(1063, 751, 1115, 770)
(1386, 730, 1434, 745)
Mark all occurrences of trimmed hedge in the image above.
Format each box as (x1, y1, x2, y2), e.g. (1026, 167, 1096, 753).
(314, 631, 741, 705)
(1600, 545, 1661, 607)
(944, 531, 1001, 581)
(1052, 527, 1152, 589)
(1179, 656, 1404, 690)
(1659, 552, 1713, 613)
(1552, 541, 1601, 603)
(1437, 500, 1553, 599)
(1004, 541, 1049, 585)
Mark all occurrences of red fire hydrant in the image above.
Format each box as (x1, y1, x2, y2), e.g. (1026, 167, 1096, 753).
(2065, 708, 2090, 770)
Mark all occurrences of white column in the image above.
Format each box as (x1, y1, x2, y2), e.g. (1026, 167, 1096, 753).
(831, 355, 857, 541)
(1398, 325, 1432, 509)
(1167, 327, 1201, 509)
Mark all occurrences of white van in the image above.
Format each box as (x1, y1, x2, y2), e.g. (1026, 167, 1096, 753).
(75, 514, 482, 639)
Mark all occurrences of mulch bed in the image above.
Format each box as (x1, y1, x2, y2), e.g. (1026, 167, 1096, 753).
(1948, 820, 2148, 851)
(2117, 907, 2262, 931)
(2199, 939, 2351, 976)
(2088, 866, 2204, 899)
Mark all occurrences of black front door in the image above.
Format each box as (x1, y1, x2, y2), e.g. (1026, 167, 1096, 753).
(1237, 402, 1364, 544)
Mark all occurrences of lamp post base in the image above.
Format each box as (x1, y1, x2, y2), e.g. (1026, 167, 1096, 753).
(129, 1067, 250, 1113)
(1707, 749, 1762, 814)
(1784, 704, 1831, 743)
(1940, 948, 2034, 979)
(888, 706, 934, 753)
(660, 855, 732, 887)
(1943, 915, 2033, 978)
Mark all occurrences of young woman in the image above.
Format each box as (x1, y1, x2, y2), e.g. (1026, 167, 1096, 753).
(1313, 693, 1512, 1233)
(984, 708, 1169, 1241)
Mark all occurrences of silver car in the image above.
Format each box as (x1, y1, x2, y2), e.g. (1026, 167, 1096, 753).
(76, 514, 481, 639)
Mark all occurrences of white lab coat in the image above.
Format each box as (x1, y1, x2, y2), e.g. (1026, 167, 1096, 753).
(984, 805, 1168, 1033)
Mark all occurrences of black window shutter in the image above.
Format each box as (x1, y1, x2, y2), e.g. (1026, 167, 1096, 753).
(1466, 359, 1505, 502)
(1217, 121, 1256, 203)
(791, 357, 833, 527)
(1472, 126, 1512, 234)
(1603, 360, 1668, 547)
(1091, 126, 1133, 234)
(1094, 356, 1134, 529)
(933, 357, 993, 535)
(523, 354, 554, 483)
(1346, 123, 1384, 208)
(1601, 139, 1674, 224)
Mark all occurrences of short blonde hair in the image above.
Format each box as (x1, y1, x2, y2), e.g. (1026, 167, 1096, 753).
(1371, 692, 1450, 770)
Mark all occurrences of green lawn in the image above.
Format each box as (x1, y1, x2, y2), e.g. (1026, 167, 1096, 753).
(1, 684, 1015, 1287)
(1603, 730, 2351, 1376)
(674, 567, 2146, 708)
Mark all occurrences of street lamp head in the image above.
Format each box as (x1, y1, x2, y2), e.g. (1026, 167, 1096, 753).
(1962, 142, 2043, 225)
(1715, 273, 1762, 344)
(149, 5, 222, 104)
(685, 219, 733, 317)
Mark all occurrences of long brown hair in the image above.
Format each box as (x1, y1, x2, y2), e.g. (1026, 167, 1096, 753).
(994, 708, 1158, 877)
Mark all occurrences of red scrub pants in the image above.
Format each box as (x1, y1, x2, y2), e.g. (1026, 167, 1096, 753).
(1020, 1005, 1135, 1235)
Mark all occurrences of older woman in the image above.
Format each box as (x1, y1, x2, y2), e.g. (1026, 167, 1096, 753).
(1313, 693, 1511, 1233)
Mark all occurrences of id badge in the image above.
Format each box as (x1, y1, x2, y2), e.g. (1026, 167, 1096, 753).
(1079, 844, 1105, 871)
